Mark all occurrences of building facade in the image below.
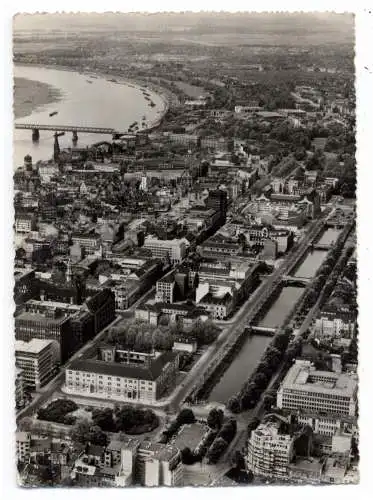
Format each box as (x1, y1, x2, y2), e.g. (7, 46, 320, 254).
(246, 420, 295, 479)
(15, 338, 59, 390)
(277, 360, 358, 417)
(143, 237, 188, 264)
(64, 351, 179, 404)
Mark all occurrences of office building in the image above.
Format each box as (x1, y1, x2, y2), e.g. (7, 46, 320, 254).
(247, 419, 296, 479)
(247, 415, 313, 480)
(15, 338, 59, 390)
(15, 309, 72, 362)
(277, 360, 358, 417)
(143, 236, 188, 264)
(156, 271, 176, 303)
(136, 441, 183, 486)
(16, 432, 31, 463)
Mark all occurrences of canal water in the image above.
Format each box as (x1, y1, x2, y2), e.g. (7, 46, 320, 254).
(292, 228, 341, 279)
(208, 227, 340, 404)
(293, 249, 328, 279)
(258, 286, 304, 329)
(317, 227, 341, 246)
(13, 65, 165, 167)
(208, 334, 272, 404)
(208, 286, 303, 404)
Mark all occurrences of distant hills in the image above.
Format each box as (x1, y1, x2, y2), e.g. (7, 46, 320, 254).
(14, 12, 354, 42)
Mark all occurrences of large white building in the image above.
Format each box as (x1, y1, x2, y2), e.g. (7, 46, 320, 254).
(64, 351, 179, 404)
(136, 441, 183, 487)
(247, 419, 296, 479)
(277, 360, 358, 417)
(314, 306, 355, 338)
(15, 338, 59, 390)
(143, 236, 188, 264)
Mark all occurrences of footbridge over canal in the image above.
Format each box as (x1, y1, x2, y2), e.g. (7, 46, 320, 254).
(281, 275, 311, 286)
(248, 326, 277, 336)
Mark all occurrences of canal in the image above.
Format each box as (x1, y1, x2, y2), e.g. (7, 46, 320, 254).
(207, 227, 340, 404)
(293, 249, 328, 279)
(208, 334, 272, 404)
(258, 286, 304, 329)
(317, 227, 342, 246)
(292, 228, 341, 279)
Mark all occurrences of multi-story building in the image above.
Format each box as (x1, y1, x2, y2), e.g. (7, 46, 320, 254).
(143, 236, 188, 264)
(15, 338, 59, 390)
(16, 432, 31, 463)
(247, 421, 294, 479)
(70, 440, 139, 487)
(15, 215, 35, 234)
(277, 360, 358, 417)
(84, 288, 116, 335)
(156, 271, 176, 303)
(200, 137, 230, 152)
(195, 259, 260, 318)
(14, 268, 38, 307)
(71, 459, 132, 487)
(136, 441, 183, 486)
(205, 189, 228, 223)
(64, 350, 179, 404)
(295, 412, 357, 438)
(197, 290, 234, 320)
(239, 224, 293, 254)
(314, 305, 356, 338)
(167, 133, 198, 146)
(71, 232, 101, 255)
(15, 366, 25, 409)
(246, 416, 312, 479)
(15, 309, 72, 362)
(198, 239, 243, 259)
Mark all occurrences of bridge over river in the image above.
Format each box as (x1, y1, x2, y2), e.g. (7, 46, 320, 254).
(14, 123, 122, 141)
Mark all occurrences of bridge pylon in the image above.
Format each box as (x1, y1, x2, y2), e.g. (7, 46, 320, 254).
(32, 128, 40, 142)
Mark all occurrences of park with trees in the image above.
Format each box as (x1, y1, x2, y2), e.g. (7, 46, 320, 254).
(104, 318, 219, 354)
(37, 399, 159, 439)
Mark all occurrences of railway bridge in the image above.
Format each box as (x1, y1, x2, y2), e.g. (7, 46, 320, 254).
(15, 123, 121, 142)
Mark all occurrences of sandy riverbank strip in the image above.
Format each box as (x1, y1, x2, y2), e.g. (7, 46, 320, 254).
(13, 76, 63, 120)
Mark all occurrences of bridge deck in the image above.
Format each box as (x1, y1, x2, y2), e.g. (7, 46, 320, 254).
(15, 123, 118, 134)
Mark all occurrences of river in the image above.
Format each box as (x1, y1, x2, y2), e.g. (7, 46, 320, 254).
(13, 65, 165, 168)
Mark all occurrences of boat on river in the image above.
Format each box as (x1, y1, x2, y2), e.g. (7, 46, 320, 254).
(49, 111, 58, 117)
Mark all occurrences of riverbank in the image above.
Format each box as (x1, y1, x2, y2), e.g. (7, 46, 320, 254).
(14, 76, 62, 119)
(14, 62, 173, 131)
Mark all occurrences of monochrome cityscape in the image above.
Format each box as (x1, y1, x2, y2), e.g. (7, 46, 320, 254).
(13, 12, 357, 487)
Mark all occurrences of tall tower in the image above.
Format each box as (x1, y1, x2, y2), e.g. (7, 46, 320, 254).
(53, 132, 60, 162)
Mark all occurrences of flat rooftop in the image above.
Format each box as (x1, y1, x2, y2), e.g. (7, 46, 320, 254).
(15, 338, 55, 354)
(281, 361, 357, 397)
